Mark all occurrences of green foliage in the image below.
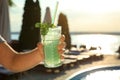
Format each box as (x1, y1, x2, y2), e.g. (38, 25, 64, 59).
(19, 0, 41, 50)
(35, 23, 55, 36)
(8, 0, 15, 6)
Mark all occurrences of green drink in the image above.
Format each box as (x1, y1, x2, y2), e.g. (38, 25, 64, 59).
(41, 26, 62, 68)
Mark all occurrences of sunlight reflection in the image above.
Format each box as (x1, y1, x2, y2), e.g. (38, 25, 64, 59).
(84, 70, 120, 80)
(71, 34, 120, 54)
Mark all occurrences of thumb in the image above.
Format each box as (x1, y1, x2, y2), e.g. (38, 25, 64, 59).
(37, 42, 44, 61)
(37, 42, 43, 49)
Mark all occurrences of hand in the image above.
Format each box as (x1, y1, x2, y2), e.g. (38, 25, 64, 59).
(37, 35, 65, 61)
(58, 35, 66, 59)
(37, 43, 44, 62)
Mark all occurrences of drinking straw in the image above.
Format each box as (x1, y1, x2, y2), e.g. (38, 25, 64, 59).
(52, 1, 59, 25)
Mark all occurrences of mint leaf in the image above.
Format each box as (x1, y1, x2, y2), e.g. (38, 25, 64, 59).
(35, 23, 40, 28)
(35, 23, 55, 36)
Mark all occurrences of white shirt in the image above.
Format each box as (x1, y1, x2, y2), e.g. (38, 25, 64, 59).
(0, 35, 5, 42)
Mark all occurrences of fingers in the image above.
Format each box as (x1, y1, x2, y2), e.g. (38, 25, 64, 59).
(60, 35, 65, 42)
(59, 34, 66, 49)
(58, 42, 66, 50)
(58, 35, 66, 59)
(58, 49, 65, 59)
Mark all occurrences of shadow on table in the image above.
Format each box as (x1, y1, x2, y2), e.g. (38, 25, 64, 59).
(5, 65, 67, 80)
(0, 66, 15, 80)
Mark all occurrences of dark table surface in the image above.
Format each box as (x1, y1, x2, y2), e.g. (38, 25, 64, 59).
(1, 54, 119, 80)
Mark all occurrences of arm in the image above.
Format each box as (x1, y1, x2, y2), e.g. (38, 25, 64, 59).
(0, 35, 65, 73)
(0, 42, 44, 72)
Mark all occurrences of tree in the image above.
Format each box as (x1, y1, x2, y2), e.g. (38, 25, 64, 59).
(19, 0, 41, 51)
(57, 13, 71, 50)
(8, 0, 14, 6)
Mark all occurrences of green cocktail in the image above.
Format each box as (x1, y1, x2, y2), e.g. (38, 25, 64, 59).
(41, 26, 62, 68)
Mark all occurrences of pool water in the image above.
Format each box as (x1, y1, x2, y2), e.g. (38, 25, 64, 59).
(66, 65, 120, 80)
(82, 70, 120, 80)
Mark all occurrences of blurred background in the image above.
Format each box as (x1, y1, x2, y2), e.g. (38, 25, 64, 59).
(9, 0, 120, 54)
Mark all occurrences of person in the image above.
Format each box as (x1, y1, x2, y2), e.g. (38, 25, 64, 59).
(0, 35, 65, 73)
(0, 0, 11, 42)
